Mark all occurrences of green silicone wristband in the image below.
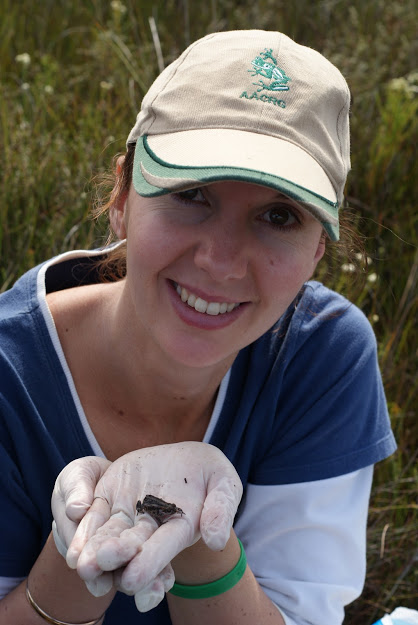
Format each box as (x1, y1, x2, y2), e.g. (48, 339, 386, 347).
(169, 538, 247, 599)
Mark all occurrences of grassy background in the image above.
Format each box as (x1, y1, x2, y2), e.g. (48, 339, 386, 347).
(0, 1, 416, 622)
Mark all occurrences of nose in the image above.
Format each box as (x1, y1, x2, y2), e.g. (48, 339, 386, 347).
(193, 219, 249, 282)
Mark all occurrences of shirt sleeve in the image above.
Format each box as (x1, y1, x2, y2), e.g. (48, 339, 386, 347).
(233, 466, 374, 625)
(0, 438, 44, 578)
(0, 576, 25, 600)
(249, 286, 396, 484)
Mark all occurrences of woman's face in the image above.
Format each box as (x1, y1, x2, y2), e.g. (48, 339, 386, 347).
(113, 181, 325, 370)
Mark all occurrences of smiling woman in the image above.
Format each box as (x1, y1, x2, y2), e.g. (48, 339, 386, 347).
(106, 179, 325, 369)
(0, 29, 396, 625)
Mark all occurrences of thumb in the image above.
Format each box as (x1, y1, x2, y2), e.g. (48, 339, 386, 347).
(51, 457, 111, 557)
(52, 457, 111, 523)
(200, 475, 243, 551)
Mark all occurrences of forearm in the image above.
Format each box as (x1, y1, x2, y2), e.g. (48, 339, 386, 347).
(167, 531, 285, 625)
(0, 533, 115, 625)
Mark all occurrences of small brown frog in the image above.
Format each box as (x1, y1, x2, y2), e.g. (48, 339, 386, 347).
(136, 494, 185, 526)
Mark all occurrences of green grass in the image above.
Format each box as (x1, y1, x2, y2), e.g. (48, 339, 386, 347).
(1, 1, 416, 622)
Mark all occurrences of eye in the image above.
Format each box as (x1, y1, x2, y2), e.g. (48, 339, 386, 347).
(261, 204, 301, 229)
(173, 188, 206, 204)
(168, 187, 211, 224)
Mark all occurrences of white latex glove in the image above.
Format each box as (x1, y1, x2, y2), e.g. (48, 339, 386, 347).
(58, 442, 243, 612)
(51, 456, 112, 557)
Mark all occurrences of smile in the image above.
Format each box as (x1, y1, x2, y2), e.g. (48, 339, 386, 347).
(174, 282, 241, 316)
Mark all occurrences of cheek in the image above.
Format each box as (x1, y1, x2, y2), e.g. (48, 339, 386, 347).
(260, 242, 321, 308)
(266, 242, 319, 278)
(125, 213, 188, 277)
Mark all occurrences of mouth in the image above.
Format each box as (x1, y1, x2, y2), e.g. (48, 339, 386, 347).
(172, 281, 241, 316)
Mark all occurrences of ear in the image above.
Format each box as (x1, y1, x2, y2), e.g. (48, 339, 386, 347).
(109, 155, 128, 239)
(110, 193, 128, 239)
(115, 154, 125, 176)
(312, 235, 326, 268)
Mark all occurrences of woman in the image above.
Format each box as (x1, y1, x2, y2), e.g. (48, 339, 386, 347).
(0, 30, 396, 625)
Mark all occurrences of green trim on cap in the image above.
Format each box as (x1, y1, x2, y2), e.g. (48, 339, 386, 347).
(132, 136, 340, 240)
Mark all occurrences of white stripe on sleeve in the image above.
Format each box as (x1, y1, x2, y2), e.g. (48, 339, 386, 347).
(0, 576, 25, 599)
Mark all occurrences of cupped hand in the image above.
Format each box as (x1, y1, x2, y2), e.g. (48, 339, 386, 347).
(51, 456, 112, 559)
(58, 442, 243, 611)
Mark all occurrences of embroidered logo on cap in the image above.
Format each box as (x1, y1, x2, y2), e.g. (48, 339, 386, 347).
(249, 48, 291, 92)
(240, 48, 290, 108)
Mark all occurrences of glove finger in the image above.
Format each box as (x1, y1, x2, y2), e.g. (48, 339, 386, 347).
(76, 510, 133, 580)
(200, 476, 242, 551)
(52, 459, 110, 554)
(120, 517, 194, 594)
(66, 496, 112, 569)
(96, 516, 157, 571)
(53, 457, 111, 523)
(134, 579, 165, 613)
(134, 565, 174, 613)
(85, 571, 114, 597)
(52, 520, 70, 559)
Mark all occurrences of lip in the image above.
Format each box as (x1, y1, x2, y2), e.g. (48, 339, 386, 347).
(167, 280, 248, 330)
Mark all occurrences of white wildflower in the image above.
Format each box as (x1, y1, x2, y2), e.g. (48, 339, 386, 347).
(388, 74, 418, 98)
(21, 82, 30, 91)
(15, 53, 31, 66)
(111, 0, 127, 14)
(371, 314, 379, 323)
(389, 77, 408, 91)
(100, 80, 114, 91)
(44, 85, 54, 94)
(341, 263, 356, 273)
(367, 273, 378, 283)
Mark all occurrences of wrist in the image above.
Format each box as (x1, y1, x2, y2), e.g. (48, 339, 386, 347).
(26, 582, 106, 625)
(170, 538, 246, 600)
(171, 531, 241, 586)
(28, 533, 115, 624)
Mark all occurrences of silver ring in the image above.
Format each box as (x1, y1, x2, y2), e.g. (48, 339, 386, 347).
(93, 495, 109, 505)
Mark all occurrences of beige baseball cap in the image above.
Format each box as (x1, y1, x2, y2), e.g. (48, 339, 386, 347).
(127, 30, 351, 240)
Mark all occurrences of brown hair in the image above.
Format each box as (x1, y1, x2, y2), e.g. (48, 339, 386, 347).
(91, 142, 136, 281)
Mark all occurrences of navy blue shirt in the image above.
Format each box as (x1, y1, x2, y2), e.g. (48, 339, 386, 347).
(0, 250, 396, 624)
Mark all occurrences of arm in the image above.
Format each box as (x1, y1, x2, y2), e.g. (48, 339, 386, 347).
(167, 468, 373, 625)
(232, 467, 374, 625)
(168, 530, 285, 625)
(0, 456, 112, 625)
(0, 533, 113, 625)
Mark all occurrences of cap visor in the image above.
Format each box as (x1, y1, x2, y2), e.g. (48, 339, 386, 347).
(133, 132, 340, 240)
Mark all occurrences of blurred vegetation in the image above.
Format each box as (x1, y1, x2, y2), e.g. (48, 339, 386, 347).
(0, 1, 416, 622)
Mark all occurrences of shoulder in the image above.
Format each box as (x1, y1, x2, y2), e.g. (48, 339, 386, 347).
(246, 281, 377, 376)
(221, 281, 395, 485)
(0, 245, 121, 325)
(260, 280, 379, 378)
(0, 265, 39, 323)
(293, 281, 376, 347)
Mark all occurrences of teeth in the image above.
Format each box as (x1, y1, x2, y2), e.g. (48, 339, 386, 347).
(175, 283, 239, 316)
(194, 297, 207, 313)
(207, 302, 220, 315)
